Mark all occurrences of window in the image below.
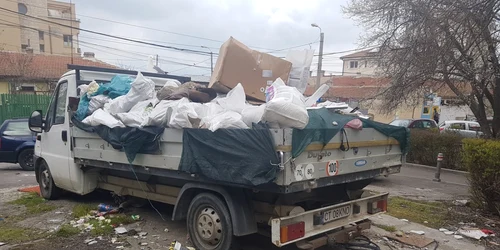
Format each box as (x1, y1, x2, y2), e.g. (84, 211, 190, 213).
(39, 31, 44, 41)
(45, 81, 68, 131)
(21, 44, 28, 52)
(468, 123, 481, 132)
(349, 61, 359, 68)
(63, 35, 72, 47)
(450, 123, 466, 130)
(39, 44, 45, 53)
(18, 3, 27, 14)
(4, 121, 32, 136)
(20, 86, 35, 92)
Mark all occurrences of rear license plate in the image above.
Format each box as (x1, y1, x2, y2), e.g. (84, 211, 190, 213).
(322, 205, 351, 224)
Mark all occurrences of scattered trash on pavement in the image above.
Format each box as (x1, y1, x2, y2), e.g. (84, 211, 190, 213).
(454, 235, 464, 240)
(458, 228, 489, 240)
(115, 227, 128, 234)
(482, 229, 495, 235)
(131, 215, 141, 221)
(410, 230, 425, 235)
(439, 228, 448, 232)
(0, 242, 6, 246)
(387, 233, 434, 248)
(453, 200, 470, 206)
(87, 240, 98, 245)
(170, 241, 196, 250)
(401, 219, 409, 222)
(164, 228, 169, 233)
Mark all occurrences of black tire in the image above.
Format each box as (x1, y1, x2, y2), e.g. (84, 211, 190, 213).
(187, 193, 236, 250)
(18, 149, 34, 171)
(38, 161, 61, 200)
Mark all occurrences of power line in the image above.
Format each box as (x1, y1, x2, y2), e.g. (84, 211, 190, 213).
(168, 58, 212, 73)
(0, 7, 213, 56)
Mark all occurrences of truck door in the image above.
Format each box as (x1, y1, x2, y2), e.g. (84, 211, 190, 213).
(39, 80, 73, 191)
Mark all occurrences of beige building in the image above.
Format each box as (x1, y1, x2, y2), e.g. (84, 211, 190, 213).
(0, 0, 80, 55)
(340, 48, 379, 76)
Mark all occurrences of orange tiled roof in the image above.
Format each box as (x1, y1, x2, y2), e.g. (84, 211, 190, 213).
(0, 51, 118, 80)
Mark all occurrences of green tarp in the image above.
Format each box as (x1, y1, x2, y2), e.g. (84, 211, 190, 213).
(292, 108, 410, 158)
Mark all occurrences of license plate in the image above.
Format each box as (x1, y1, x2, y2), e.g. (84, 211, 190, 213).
(322, 205, 351, 224)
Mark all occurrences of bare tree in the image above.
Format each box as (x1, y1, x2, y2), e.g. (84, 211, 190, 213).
(344, 0, 500, 137)
(4, 52, 35, 94)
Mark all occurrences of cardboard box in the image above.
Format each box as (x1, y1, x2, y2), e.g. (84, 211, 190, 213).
(209, 37, 292, 102)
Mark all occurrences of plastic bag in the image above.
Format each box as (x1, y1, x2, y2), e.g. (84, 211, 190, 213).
(75, 95, 91, 121)
(262, 78, 309, 129)
(201, 111, 248, 132)
(105, 75, 133, 99)
(86, 80, 100, 97)
(105, 72, 155, 114)
(77, 84, 89, 97)
(88, 95, 111, 114)
(285, 50, 314, 94)
(216, 83, 247, 114)
(141, 99, 189, 127)
(115, 100, 155, 127)
(169, 102, 208, 129)
(345, 119, 363, 130)
(82, 109, 125, 128)
(241, 104, 266, 127)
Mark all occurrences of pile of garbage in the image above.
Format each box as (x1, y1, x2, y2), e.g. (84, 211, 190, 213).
(75, 37, 362, 132)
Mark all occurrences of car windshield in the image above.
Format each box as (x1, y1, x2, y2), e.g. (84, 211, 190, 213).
(390, 119, 412, 127)
(3, 121, 31, 136)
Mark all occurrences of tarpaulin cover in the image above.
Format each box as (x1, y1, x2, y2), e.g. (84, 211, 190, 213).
(292, 108, 410, 158)
(179, 124, 279, 186)
(72, 116, 163, 163)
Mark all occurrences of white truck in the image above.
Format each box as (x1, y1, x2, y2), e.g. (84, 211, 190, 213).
(28, 65, 404, 250)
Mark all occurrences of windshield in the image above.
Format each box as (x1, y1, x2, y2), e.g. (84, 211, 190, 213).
(390, 119, 412, 127)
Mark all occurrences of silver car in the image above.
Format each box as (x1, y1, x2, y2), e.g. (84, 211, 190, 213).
(439, 120, 483, 138)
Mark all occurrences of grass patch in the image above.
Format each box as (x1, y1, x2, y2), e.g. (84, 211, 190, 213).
(387, 197, 449, 228)
(9, 193, 56, 214)
(72, 203, 95, 218)
(373, 224, 397, 232)
(0, 225, 48, 244)
(55, 224, 80, 237)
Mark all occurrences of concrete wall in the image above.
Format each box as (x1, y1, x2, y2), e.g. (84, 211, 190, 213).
(0, 1, 22, 51)
(0, 0, 79, 55)
(0, 82, 9, 94)
(342, 58, 377, 76)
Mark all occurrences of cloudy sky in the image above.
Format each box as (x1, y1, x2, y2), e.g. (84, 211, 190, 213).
(72, 0, 364, 78)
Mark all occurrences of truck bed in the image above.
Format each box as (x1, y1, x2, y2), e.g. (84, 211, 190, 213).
(72, 125, 402, 193)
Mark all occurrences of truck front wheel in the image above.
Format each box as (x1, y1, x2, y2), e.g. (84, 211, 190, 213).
(38, 161, 61, 200)
(187, 193, 235, 250)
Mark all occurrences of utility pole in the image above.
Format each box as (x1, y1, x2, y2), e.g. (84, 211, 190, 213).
(311, 23, 324, 91)
(201, 46, 214, 74)
(155, 54, 158, 67)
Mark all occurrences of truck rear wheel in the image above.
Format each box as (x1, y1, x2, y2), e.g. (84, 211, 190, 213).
(38, 161, 61, 200)
(187, 193, 235, 250)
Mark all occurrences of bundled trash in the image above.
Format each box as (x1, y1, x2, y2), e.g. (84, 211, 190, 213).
(74, 37, 368, 132)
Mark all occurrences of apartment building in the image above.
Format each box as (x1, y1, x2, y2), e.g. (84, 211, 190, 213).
(339, 48, 379, 76)
(0, 0, 80, 55)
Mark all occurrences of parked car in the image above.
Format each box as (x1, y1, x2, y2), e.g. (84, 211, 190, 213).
(389, 119, 438, 129)
(439, 120, 483, 138)
(0, 118, 36, 170)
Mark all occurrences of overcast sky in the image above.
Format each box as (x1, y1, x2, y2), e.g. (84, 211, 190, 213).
(71, 0, 363, 78)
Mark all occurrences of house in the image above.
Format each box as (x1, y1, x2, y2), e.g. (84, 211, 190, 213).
(339, 48, 379, 76)
(304, 76, 473, 123)
(0, 51, 117, 94)
(0, 0, 80, 55)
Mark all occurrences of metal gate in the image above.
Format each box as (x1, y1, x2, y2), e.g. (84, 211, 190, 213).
(0, 94, 51, 124)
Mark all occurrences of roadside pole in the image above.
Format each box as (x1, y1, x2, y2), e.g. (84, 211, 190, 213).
(433, 153, 443, 182)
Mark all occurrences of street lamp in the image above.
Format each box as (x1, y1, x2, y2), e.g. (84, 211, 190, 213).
(201, 46, 214, 74)
(311, 23, 324, 91)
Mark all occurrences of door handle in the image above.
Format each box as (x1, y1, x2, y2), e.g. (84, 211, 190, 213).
(61, 130, 67, 142)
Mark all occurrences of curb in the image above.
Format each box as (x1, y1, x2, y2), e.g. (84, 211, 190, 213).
(404, 163, 469, 176)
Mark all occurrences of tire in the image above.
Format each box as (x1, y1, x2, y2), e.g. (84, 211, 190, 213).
(18, 149, 35, 171)
(38, 161, 61, 200)
(187, 193, 236, 250)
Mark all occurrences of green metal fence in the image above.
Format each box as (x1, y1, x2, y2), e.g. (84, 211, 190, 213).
(0, 94, 51, 124)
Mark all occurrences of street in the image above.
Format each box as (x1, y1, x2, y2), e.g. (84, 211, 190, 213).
(0, 163, 476, 250)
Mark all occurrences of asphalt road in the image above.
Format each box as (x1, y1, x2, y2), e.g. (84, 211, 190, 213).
(0, 163, 37, 189)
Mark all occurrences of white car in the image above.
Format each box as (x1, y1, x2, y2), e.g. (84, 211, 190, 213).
(439, 120, 483, 138)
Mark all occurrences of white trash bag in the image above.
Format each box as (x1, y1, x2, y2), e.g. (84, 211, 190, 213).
(241, 104, 266, 127)
(201, 111, 248, 132)
(105, 72, 155, 114)
(262, 78, 309, 129)
(88, 95, 111, 114)
(141, 98, 189, 127)
(216, 83, 247, 114)
(82, 109, 125, 128)
(169, 102, 208, 129)
(115, 100, 155, 127)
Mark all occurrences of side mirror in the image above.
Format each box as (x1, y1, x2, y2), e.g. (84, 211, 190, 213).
(29, 110, 44, 133)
